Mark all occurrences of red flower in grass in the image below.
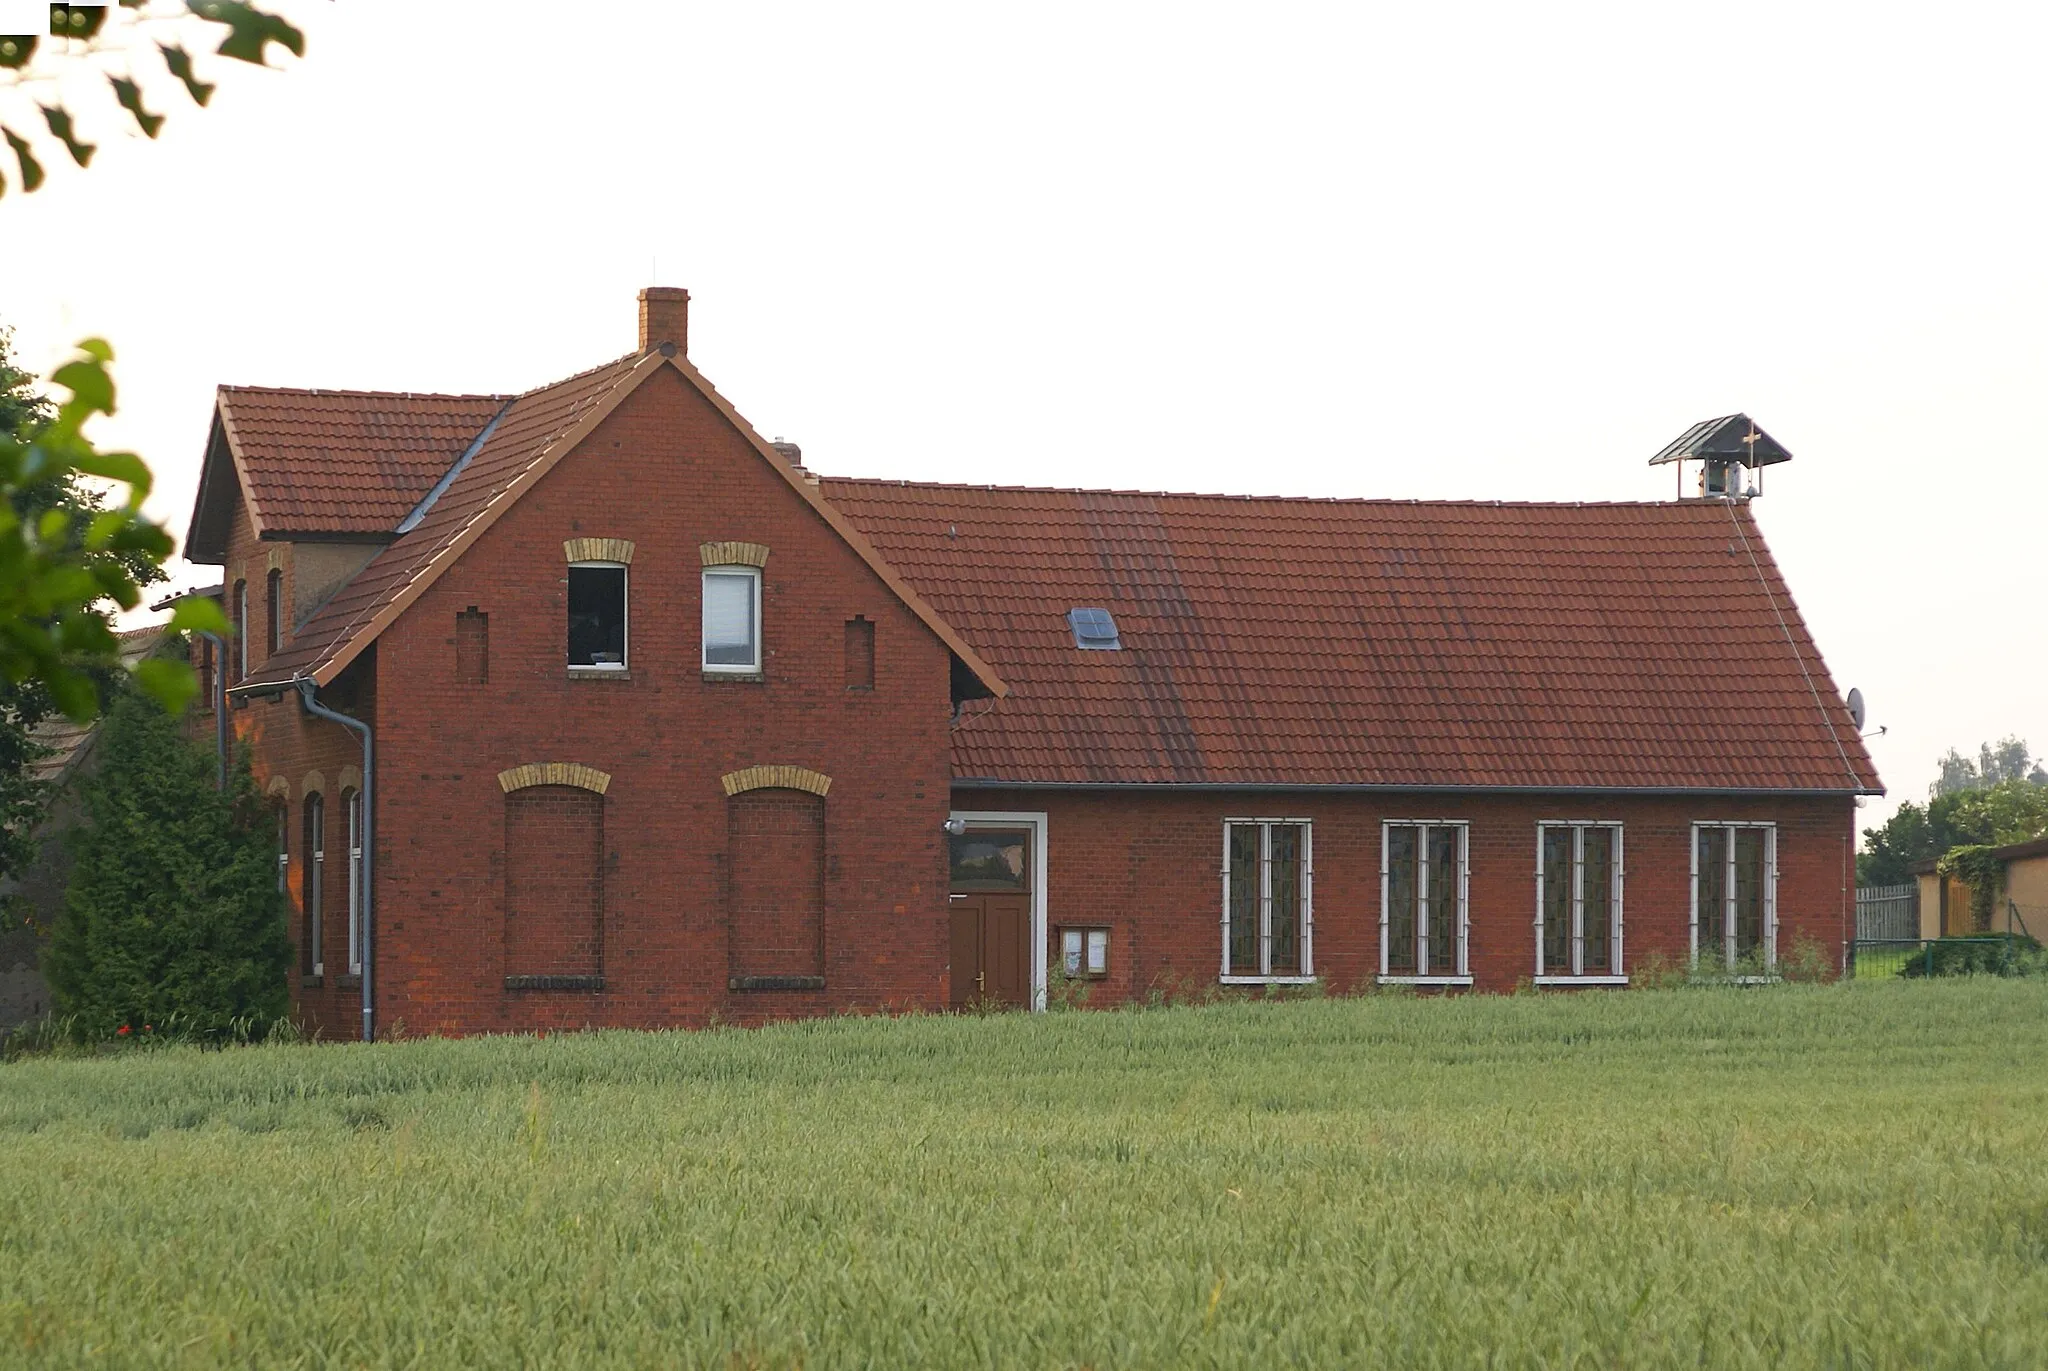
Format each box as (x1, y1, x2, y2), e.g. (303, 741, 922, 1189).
(116, 1025, 131, 1036)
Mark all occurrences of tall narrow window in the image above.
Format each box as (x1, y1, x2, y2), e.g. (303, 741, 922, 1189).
(1221, 819, 1312, 981)
(567, 563, 627, 670)
(273, 800, 288, 893)
(266, 568, 283, 655)
(302, 794, 325, 977)
(1381, 821, 1470, 981)
(196, 635, 214, 711)
(1536, 822, 1624, 979)
(345, 789, 363, 976)
(844, 616, 874, 690)
(703, 567, 762, 672)
(456, 607, 489, 684)
(234, 580, 249, 680)
(1692, 822, 1776, 971)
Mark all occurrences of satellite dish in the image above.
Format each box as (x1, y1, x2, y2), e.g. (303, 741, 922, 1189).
(1846, 688, 1866, 731)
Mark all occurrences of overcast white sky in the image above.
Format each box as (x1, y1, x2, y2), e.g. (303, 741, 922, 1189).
(3, 1, 2043, 831)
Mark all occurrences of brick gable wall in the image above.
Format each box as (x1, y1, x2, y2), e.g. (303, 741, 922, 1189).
(365, 367, 958, 1033)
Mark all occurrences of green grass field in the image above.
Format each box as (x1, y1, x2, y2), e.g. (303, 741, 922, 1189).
(4, 981, 2047, 1369)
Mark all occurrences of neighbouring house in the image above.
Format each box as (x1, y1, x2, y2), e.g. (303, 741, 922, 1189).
(179, 289, 1882, 1039)
(0, 629, 163, 1030)
(1912, 836, 2048, 940)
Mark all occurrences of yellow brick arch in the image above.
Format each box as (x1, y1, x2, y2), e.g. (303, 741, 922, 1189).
(497, 762, 613, 796)
(720, 765, 831, 798)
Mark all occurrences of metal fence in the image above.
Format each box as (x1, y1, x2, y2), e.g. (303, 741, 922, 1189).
(1852, 900, 2044, 979)
(1855, 883, 1918, 942)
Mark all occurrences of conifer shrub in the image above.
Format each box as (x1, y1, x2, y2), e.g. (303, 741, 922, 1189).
(44, 684, 291, 1040)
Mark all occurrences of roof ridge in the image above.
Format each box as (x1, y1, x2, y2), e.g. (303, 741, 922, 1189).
(217, 384, 512, 402)
(514, 351, 642, 399)
(819, 476, 1737, 509)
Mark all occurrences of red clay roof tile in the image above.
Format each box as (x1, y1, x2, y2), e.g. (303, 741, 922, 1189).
(821, 480, 1881, 794)
(215, 387, 510, 536)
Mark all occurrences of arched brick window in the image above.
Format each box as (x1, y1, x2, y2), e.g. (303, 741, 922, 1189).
(266, 568, 283, 655)
(727, 789, 825, 989)
(504, 786, 604, 987)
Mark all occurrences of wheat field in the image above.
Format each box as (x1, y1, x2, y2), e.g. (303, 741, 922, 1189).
(3, 979, 2046, 1369)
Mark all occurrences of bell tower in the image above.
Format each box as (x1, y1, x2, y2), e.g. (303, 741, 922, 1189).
(1648, 414, 1792, 500)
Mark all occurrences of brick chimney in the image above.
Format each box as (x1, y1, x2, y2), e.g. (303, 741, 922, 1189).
(638, 287, 689, 356)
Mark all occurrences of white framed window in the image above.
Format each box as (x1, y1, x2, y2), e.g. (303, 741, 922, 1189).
(1691, 822, 1777, 972)
(1535, 822, 1625, 983)
(303, 793, 324, 978)
(1381, 820, 1470, 984)
(345, 789, 363, 977)
(567, 561, 628, 670)
(274, 801, 288, 893)
(235, 580, 249, 680)
(702, 566, 763, 673)
(1220, 819, 1314, 983)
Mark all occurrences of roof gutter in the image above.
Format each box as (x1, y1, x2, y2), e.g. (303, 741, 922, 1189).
(951, 779, 1885, 797)
(294, 679, 375, 1044)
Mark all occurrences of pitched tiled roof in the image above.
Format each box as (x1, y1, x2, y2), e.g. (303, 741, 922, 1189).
(213, 387, 510, 537)
(821, 481, 1882, 793)
(25, 629, 164, 789)
(227, 354, 1007, 698)
(238, 356, 646, 689)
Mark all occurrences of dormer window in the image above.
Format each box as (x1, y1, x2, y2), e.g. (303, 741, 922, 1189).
(567, 562, 627, 670)
(1067, 607, 1121, 651)
(703, 567, 762, 673)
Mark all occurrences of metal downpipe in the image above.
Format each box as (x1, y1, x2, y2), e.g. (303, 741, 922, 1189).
(294, 678, 374, 1043)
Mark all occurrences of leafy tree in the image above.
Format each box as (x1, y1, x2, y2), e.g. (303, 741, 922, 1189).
(44, 684, 290, 1038)
(1860, 775, 2048, 887)
(1, 333, 225, 728)
(1931, 736, 2045, 796)
(2, 326, 222, 892)
(1, 2, 305, 198)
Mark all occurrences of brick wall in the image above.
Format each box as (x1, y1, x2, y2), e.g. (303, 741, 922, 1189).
(957, 787, 1857, 1002)
(360, 367, 958, 1034)
(217, 481, 374, 1040)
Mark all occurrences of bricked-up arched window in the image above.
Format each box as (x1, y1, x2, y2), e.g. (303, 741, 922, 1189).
(302, 793, 325, 977)
(504, 786, 604, 984)
(727, 789, 825, 986)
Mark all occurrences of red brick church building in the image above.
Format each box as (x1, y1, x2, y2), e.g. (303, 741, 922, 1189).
(181, 290, 1881, 1039)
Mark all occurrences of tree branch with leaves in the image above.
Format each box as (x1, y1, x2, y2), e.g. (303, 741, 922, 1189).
(0, 1, 305, 197)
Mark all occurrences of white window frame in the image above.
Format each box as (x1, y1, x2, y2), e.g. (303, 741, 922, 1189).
(305, 793, 325, 978)
(1689, 821, 1778, 974)
(236, 580, 249, 680)
(1219, 818, 1316, 984)
(701, 565, 764, 674)
(275, 802, 288, 894)
(1534, 821, 1626, 985)
(947, 809, 1050, 1012)
(1379, 819, 1472, 985)
(567, 559, 629, 672)
(345, 789, 363, 977)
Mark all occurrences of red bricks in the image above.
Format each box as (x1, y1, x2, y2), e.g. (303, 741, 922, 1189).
(962, 787, 1856, 1001)
(192, 301, 1873, 1040)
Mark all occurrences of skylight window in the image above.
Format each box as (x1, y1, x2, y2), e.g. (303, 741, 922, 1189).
(1067, 607, 1121, 651)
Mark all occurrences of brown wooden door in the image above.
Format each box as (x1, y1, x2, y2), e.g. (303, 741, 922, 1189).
(948, 894, 1031, 1008)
